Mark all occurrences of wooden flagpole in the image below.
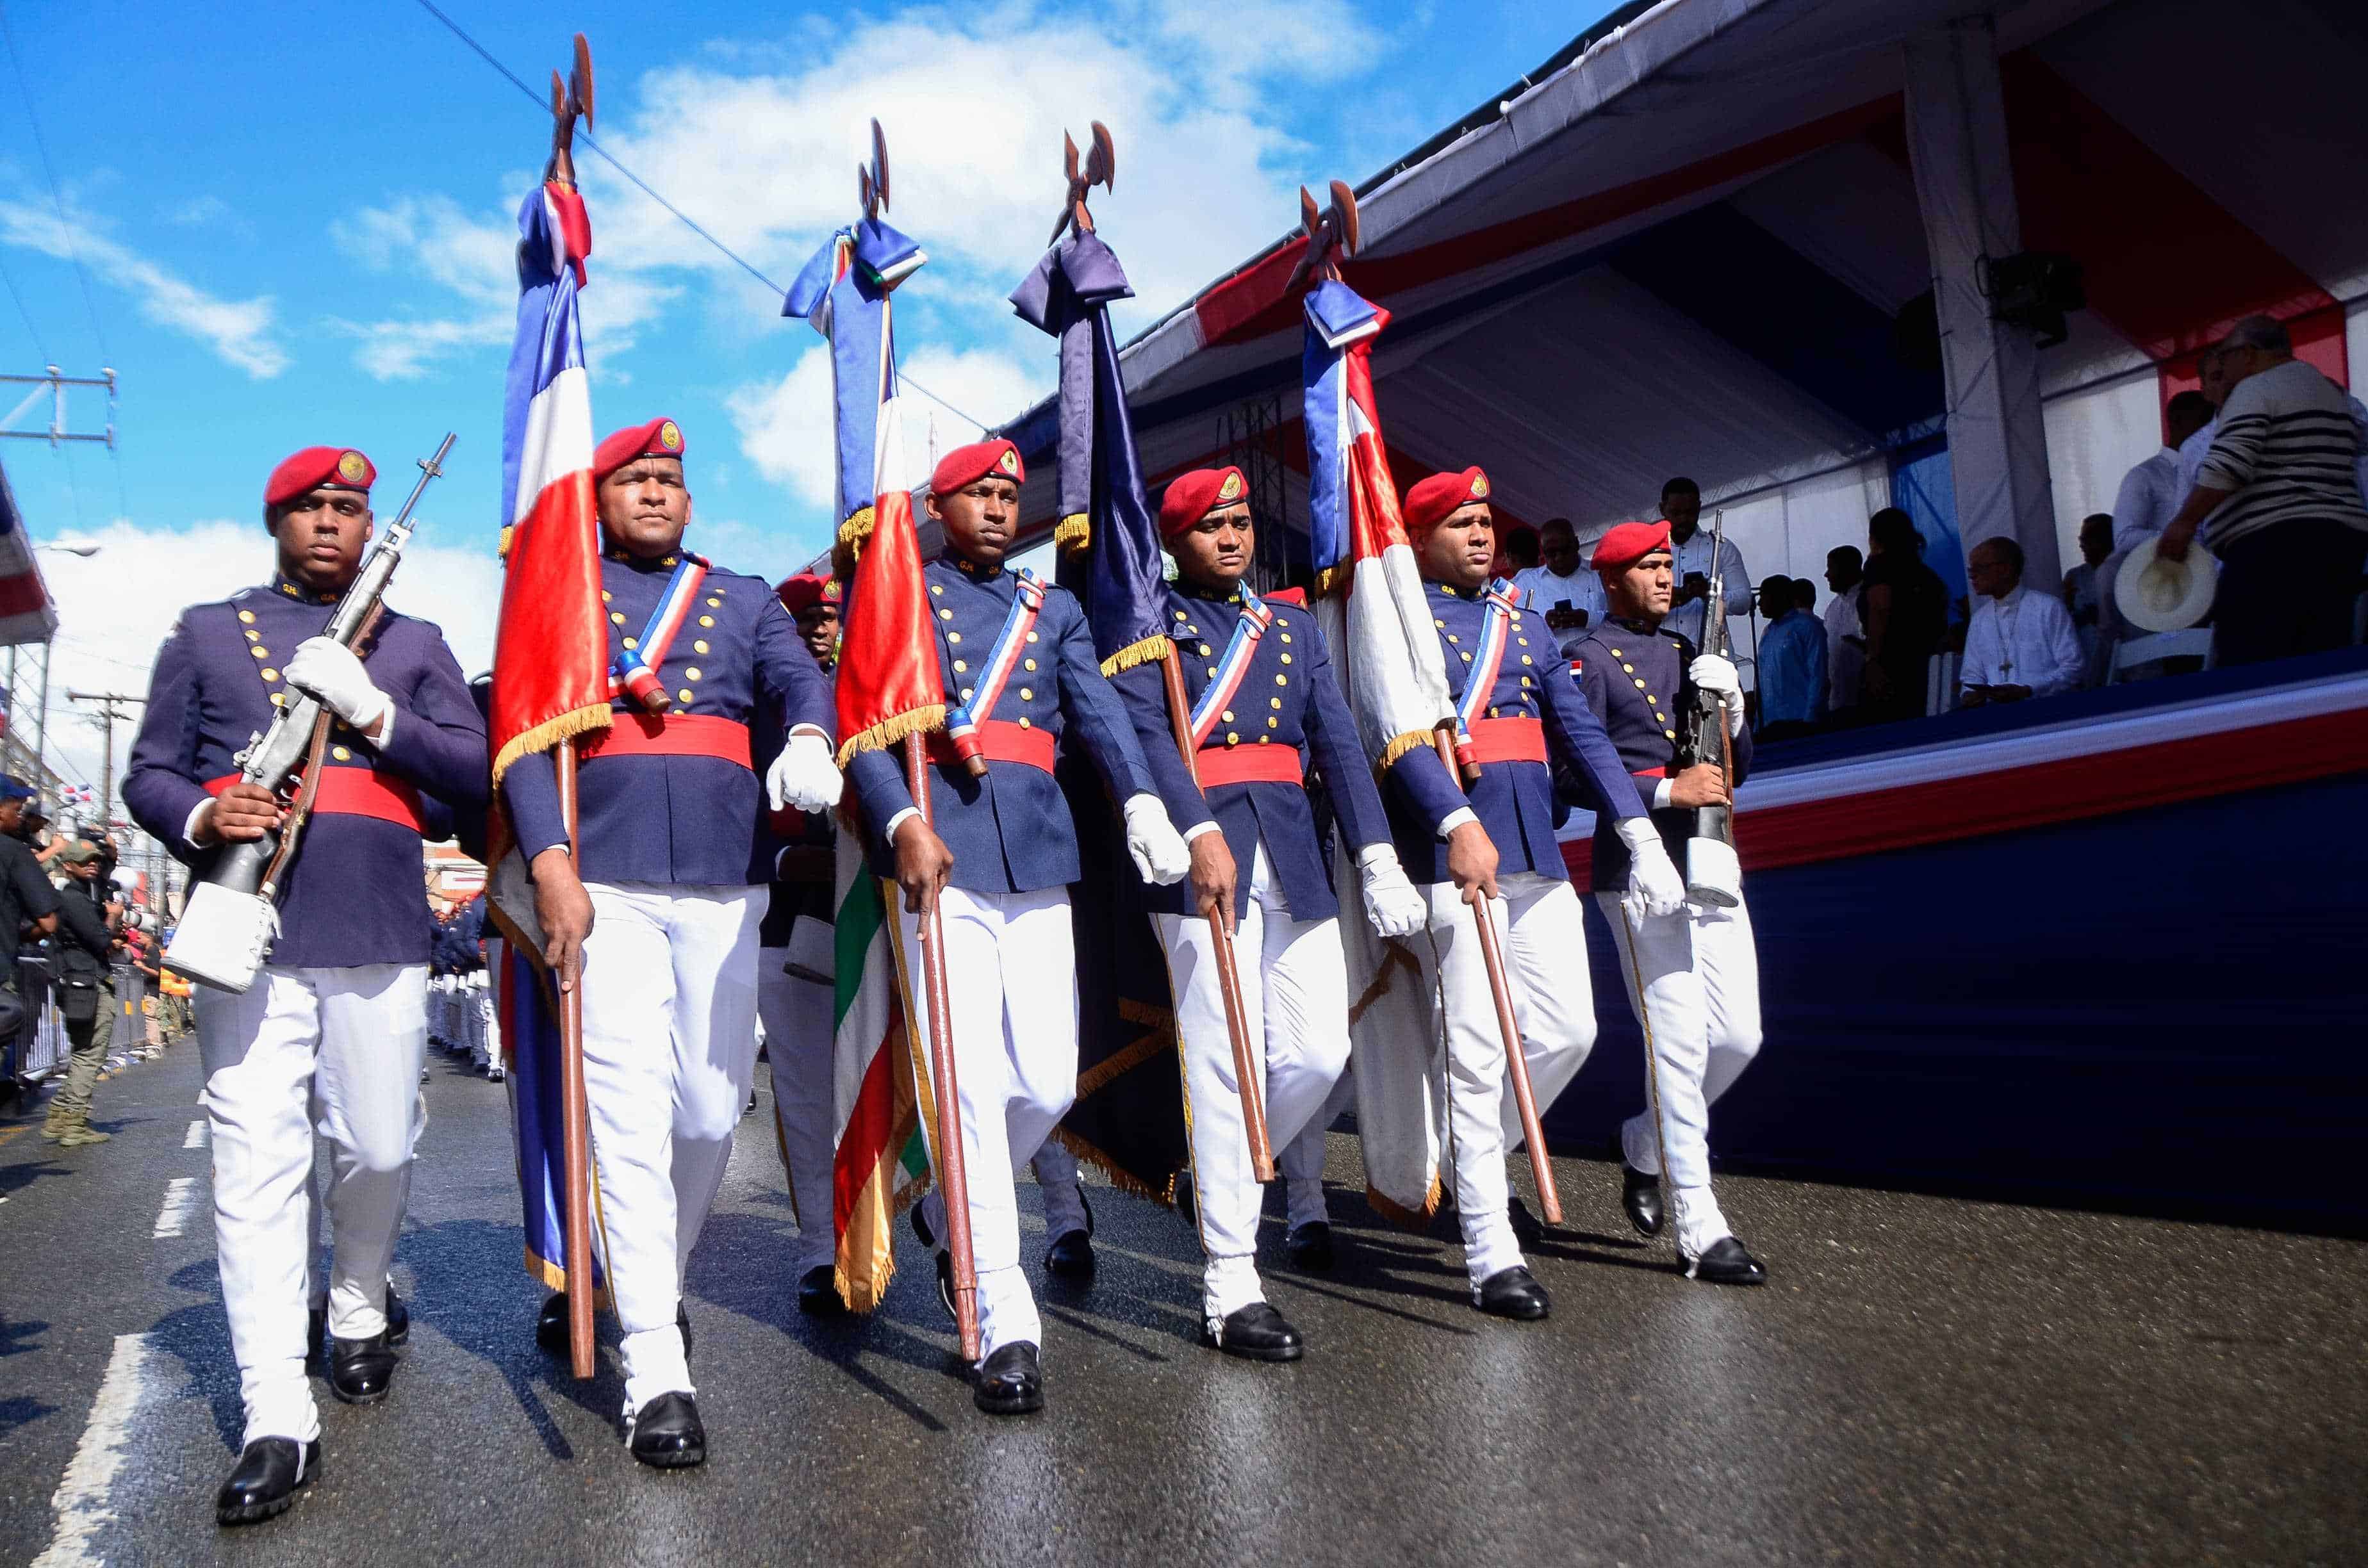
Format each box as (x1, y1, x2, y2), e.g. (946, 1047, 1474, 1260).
(906, 735, 981, 1361)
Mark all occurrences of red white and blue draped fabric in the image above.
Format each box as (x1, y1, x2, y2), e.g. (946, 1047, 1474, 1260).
(1452, 578, 1522, 738)
(1187, 591, 1278, 746)
(0, 458, 58, 646)
(782, 216, 925, 551)
(1301, 276, 1454, 1229)
(491, 181, 610, 783)
(944, 572, 1045, 762)
(608, 553, 709, 708)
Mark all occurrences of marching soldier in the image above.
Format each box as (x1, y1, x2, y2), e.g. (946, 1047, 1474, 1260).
(850, 438, 1199, 1416)
(124, 445, 488, 1524)
(1377, 467, 1684, 1318)
(761, 570, 844, 1315)
(1113, 466, 1426, 1357)
(506, 418, 841, 1466)
(1570, 520, 1766, 1285)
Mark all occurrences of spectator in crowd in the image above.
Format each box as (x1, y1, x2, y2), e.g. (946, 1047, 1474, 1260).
(2062, 512, 2113, 680)
(1959, 537, 2085, 706)
(1494, 522, 1542, 580)
(1511, 516, 1604, 657)
(1661, 477, 1752, 649)
(2173, 348, 2242, 500)
(1754, 576, 1827, 739)
(44, 842, 119, 1148)
(2117, 390, 2216, 554)
(1822, 546, 1866, 717)
(1857, 509, 1948, 723)
(2157, 314, 2368, 664)
(0, 776, 57, 1100)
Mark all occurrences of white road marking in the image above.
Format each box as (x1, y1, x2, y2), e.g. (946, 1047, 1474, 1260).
(152, 1177, 199, 1239)
(32, 1332, 154, 1568)
(183, 1120, 208, 1150)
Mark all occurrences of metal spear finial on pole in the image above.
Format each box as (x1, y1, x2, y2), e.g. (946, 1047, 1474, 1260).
(1047, 122, 1115, 247)
(545, 33, 595, 189)
(1284, 179, 1361, 293)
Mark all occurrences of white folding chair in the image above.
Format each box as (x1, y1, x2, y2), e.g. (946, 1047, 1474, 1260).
(2106, 628, 2215, 684)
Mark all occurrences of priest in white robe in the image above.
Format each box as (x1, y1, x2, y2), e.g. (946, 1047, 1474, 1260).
(1960, 536, 2086, 706)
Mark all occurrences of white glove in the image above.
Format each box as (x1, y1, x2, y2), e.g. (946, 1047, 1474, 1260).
(767, 729, 843, 814)
(1690, 653, 1746, 737)
(1616, 818, 1688, 923)
(1122, 793, 1190, 886)
(1357, 844, 1427, 939)
(286, 637, 392, 735)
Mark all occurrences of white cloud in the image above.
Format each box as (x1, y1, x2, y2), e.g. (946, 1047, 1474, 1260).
(0, 196, 288, 377)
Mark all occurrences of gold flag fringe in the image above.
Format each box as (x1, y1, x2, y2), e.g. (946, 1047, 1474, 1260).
(1311, 563, 1347, 598)
(1051, 1125, 1179, 1205)
(1364, 1172, 1443, 1234)
(1053, 512, 1090, 551)
(833, 703, 944, 769)
(837, 505, 876, 549)
(1097, 633, 1171, 678)
(1377, 727, 1436, 770)
(490, 704, 614, 790)
(497, 524, 515, 561)
(835, 1168, 932, 1313)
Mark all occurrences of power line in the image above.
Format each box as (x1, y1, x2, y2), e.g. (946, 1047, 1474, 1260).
(0, 253, 48, 362)
(0, 1, 110, 366)
(407, 0, 994, 436)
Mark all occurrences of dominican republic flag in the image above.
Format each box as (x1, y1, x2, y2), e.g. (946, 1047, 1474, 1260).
(782, 215, 925, 553)
(488, 179, 611, 1298)
(1011, 228, 1190, 1200)
(1303, 277, 1456, 1230)
(825, 261, 940, 1310)
(0, 458, 58, 648)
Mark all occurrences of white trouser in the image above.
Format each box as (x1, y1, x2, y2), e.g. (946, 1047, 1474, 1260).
(1279, 1072, 1352, 1229)
(898, 885, 1077, 1360)
(1029, 1139, 1089, 1241)
(578, 881, 762, 1412)
(1595, 890, 1763, 1256)
(1415, 871, 1592, 1288)
(759, 948, 837, 1275)
(197, 962, 428, 1448)
(1157, 838, 1351, 1319)
(428, 976, 452, 1043)
(463, 971, 498, 1068)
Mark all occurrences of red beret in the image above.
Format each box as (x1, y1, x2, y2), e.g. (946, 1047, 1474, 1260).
(1592, 519, 1673, 575)
(265, 446, 375, 509)
(777, 572, 840, 616)
(1156, 466, 1247, 539)
(593, 417, 686, 484)
(930, 439, 1023, 496)
(1402, 466, 1492, 534)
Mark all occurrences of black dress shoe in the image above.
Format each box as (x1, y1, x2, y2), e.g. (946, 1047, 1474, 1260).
(215, 1437, 321, 1525)
(626, 1391, 707, 1468)
(1044, 1191, 1096, 1280)
(797, 1264, 847, 1318)
(1507, 1195, 1544, 1249)
(910, 1202, 937, 1250)
(1621, 1163, 1664, 1238)
(678, 1303, 694, 1362)
(1686, 1236, 1768, 1287)
(1474, 1265, 1552, 1320)
(1205, 1302, 1303, 1362)
(972, 1341, 1044, 1415)
(534, 1291, 572, 1353)
(933, 1251, 957, 1323)
(1284, 1220, 1335, 1271)
(329, 1332, 397, 1405)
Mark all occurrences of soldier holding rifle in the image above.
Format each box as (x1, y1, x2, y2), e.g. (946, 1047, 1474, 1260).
(1570, 519, 1767, 1286)
(847, 437, 1199, 1416)
(1383, 467, 1686, 1316)
(124, 444, 486, 1524)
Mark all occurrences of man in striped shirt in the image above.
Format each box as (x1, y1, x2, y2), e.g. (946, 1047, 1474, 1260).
(2158, 316, 2368, 664)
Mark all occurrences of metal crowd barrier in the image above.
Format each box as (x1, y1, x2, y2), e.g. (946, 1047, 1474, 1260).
(6, 955, 63, 1089)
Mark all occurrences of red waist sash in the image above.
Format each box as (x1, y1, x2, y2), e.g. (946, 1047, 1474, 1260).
(1466, 716, 1548, 766)
(206, 769, 427, 833)
(579, 713, 752, 769)
(1195, 746, 1304, 788)
(926, 719, 1055, 774)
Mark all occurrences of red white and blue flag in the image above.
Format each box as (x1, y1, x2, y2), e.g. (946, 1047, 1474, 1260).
(0, 457, 58, 648)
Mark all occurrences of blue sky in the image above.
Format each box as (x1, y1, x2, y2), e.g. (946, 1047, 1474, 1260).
(0, 0, 1618, 788)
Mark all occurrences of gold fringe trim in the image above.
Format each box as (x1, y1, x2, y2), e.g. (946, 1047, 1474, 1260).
(1071, 1006, 1175, 1098)
(833, 703, 944, 769)
(1377, 728, 1435, 770)
(498, 524, 516, 562)
(1311, 564, 1347, 598)
(1051, 1124, 1179, 1205)
(522, 1244, 614, 1307)
(490, 704, 614, 790)
(835, 1168, 932, 1314)
(837, 505, 876, 548)
(1097, 634, 1171, 679)
(1363, 1172, 1443, 1235)
(1053, 512, 1090, 551)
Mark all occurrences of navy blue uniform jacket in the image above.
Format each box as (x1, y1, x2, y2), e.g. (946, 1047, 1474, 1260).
(1568, 616, 1752, 893)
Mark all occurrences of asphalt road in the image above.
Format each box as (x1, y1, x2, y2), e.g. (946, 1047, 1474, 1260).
(2, 1040, 2362, 1567)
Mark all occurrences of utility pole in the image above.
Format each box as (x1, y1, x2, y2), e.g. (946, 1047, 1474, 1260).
(0, 367, 117, 448)
(65, 690, 142, 832)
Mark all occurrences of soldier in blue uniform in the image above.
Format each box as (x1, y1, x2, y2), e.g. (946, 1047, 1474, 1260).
(124, 445, 488, 1525)
(1377, 467, 1687, 1319)
(1111, 465, 1427, 1358)
(761, 570, 845, 1316)
(850, 438, 1201, 1416)
(1570, 519, 1766, 1286)
(504, 418, 841, 1466)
